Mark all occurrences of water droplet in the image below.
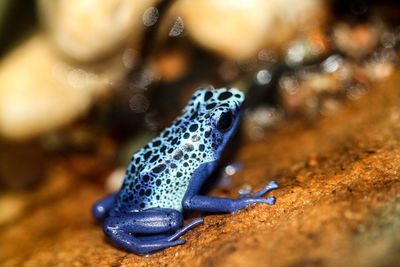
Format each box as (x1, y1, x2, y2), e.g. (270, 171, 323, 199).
(256, 69, 272, 85)
(131, 70, 155, 89)
(169, 17, 185, 37)
(258, 49, 277, 63)
(321, 55, 343, 73)
(380, 32, 396, 49)
(286, 41, 306, 66)
(225, 165, 236, 176)
(129, 94, 149, 113)
(224, 162, 243, 176)
(238, 184, 252, 197)
(142, 7, 159, 27)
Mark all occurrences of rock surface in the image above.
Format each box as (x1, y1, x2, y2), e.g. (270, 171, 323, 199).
(0, 72, 399, 266)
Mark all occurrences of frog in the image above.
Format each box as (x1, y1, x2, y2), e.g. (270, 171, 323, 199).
(92, 87, 278, 255)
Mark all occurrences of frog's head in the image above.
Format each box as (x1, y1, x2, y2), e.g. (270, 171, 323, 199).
(183, 87, 245, 159)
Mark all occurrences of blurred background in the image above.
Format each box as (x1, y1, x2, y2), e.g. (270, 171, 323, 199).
(0, 1, 399, 266)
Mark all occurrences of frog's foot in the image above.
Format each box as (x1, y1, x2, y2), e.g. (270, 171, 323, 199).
(234, 181, 278, 210)
(183, 181, 278, 214)
(103, 209, 201, 255)
(239, 181, 279, 198)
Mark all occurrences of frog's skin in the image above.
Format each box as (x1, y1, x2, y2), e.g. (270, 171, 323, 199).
(92, 87, 278, 255)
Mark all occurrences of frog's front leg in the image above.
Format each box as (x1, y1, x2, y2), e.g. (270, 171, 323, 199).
(183, 181, 279, 213)
(103, 208, 203, 255)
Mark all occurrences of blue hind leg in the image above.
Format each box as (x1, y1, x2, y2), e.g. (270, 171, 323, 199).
(103, 208, 203, 255)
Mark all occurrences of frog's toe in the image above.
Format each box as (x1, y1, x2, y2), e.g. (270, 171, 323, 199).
(251, 181, 279, 198)
(119, 237, 186, 255)
(232, 195, 277, 211)
(246, 196, 276, 206)
(262, 196, 276, 205)
(139, 239, 186, 255)
(168, 239, 186, 246)
(167, 217, 204, 241)
(267, 181, 279, 190)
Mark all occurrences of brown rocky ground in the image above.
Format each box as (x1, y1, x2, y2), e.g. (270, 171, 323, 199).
(0, 71, 400, 267)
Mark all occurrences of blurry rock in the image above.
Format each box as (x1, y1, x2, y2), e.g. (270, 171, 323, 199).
(0, 34, 123, 140)
(278, 62, 349, 118)
(38, 0, 159, 62)
(0, 194, 24, 225)
(243, 107, 284, 141)
(285, 28, 331, 66)
(332, 22, 381, 59)
(173, 0, 327, 60)
(362, 48, 398, 81)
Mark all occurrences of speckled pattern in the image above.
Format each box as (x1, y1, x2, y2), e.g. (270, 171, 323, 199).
(111, 88, 244, 214)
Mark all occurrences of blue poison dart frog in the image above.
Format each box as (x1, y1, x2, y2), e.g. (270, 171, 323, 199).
(92, 87, 278, 255)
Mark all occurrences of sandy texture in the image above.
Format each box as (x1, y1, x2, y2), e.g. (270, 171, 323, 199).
(1, 72, 399, 267)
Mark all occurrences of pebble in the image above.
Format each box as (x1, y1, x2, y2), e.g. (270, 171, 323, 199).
(106, 167, 126, 192)
(175, 0, 327, 60)
(0, 194, 25, 225)
(38, 0, 159, 62)
(0, 35, 122, 140)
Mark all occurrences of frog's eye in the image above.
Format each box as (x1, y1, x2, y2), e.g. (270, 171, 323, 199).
(216, 111, 233, 132)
